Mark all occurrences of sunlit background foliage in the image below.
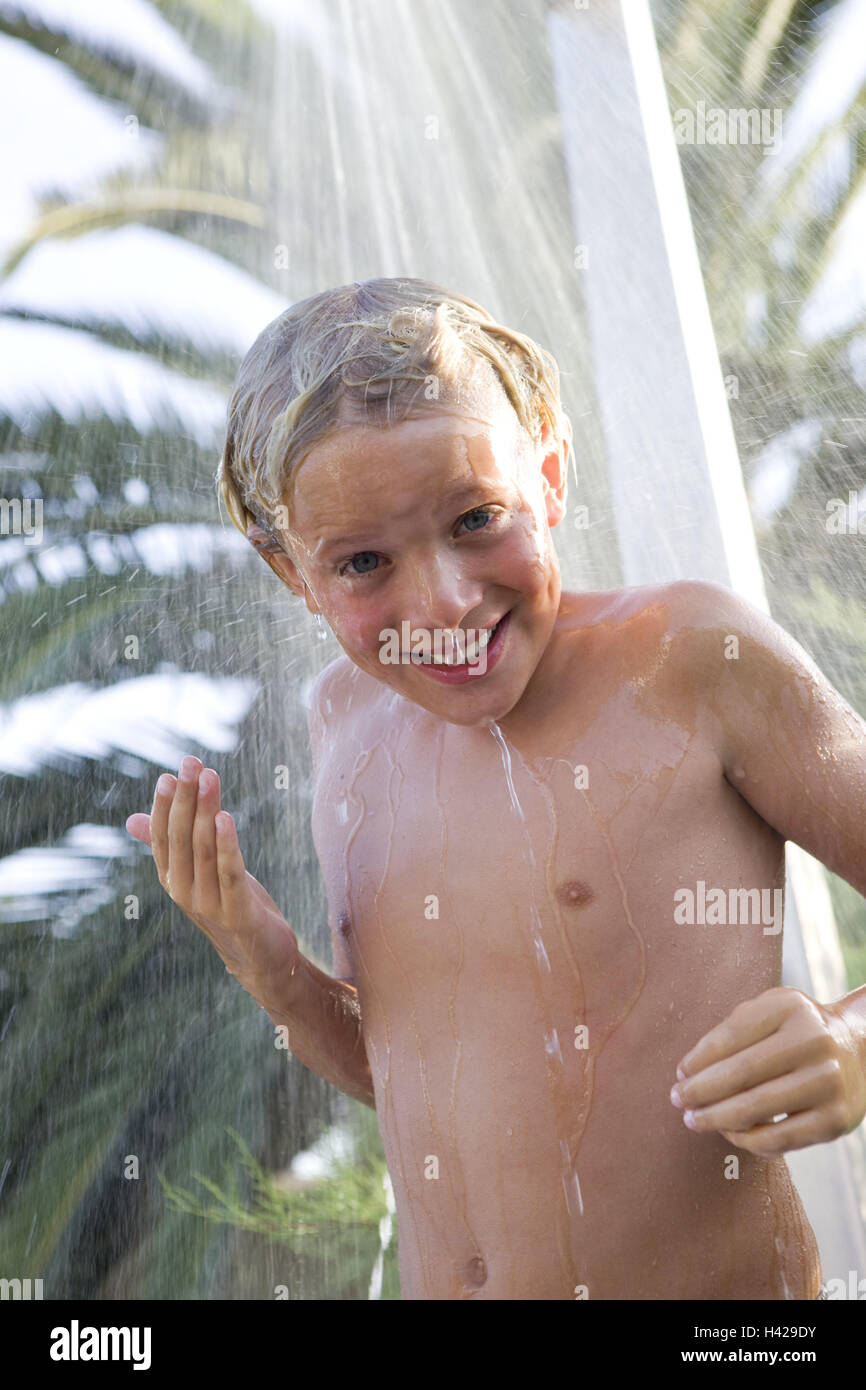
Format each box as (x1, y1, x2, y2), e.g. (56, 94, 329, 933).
(0, 0, 864, 1297)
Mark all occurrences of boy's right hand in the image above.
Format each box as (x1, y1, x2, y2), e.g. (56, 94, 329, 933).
(125, 756, 300, 1013)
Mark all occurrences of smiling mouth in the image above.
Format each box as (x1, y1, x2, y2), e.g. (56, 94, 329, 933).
(415, 616, 505, 666)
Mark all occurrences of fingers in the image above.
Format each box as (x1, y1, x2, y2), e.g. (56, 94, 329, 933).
(720, 1094, 850, 1155)
(125, 764, 295, 997)
(149, 771, 177, 889)
(130, 759, 235, 916)
(124, 812, 152, 846)
(214, 810, 250, 920)
(192, 767, 223, 915)
(720, 1110, 821, 1155)
(166, 756, 202, 901)
(684, 1062, 828, 1133)
(674, 1033, 803, 1111)
(677, 988, 791, 1080)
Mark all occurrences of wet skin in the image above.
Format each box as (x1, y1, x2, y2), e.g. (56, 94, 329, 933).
(307, 592, 819, 1300)
(127, 402, 866, 1299)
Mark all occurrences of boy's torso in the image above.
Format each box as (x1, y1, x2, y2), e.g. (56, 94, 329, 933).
(309, 582, 820, 1300)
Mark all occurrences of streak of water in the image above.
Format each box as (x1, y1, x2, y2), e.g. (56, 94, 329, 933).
(561, 1138, 584, 1217)
(368, 1171, 396, 1300)
(775, 1235, 792, 1300)
(487, 718, 585, 1293)
(488, 721, 531, 842)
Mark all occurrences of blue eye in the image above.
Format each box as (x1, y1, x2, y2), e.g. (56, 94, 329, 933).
(347, 551, 379, 575)
(339, 511, 495, 579)
(461, 508, 492, 533)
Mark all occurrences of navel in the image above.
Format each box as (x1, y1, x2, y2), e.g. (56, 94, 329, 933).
(460, 1255, 488, 1290)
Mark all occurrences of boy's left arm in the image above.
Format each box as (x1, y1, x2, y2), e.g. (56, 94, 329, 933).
(668, 581, 866, 1153)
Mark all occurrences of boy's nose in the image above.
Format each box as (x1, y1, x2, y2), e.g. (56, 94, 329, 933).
(403, 583, 483, 633)
(402, 555, 484, 632)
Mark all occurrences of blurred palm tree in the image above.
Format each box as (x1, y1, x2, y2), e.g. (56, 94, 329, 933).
(0, 0, 379, 1300)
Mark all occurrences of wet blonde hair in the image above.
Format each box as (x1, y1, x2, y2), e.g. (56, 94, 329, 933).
(215, 276, 572, 553)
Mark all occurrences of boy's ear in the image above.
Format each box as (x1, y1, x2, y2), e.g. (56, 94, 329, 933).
(537, 419, 568, 527)
(246, 524, 307, 600)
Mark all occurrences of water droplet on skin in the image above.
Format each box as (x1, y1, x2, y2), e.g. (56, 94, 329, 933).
(545, 1029, 562, 1061)
(559, 1141, 584, 1218)
(573, 1172, 584, 1217)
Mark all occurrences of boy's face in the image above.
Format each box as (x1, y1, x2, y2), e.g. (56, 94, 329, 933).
(257, 395, 568, 727)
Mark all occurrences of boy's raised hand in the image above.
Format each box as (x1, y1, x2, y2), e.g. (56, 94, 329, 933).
(125, 756, 300, 1012)
(670, 985, 866, 1154)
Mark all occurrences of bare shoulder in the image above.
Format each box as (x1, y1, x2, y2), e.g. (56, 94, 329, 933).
(652, 578, 824, 677)
(585, 578, 779, 652)
(629, 580, 841, 752)
(304, 654, 383, 770)
(622, 578, 779, 690)
(565, 579, 785, 716)
(305, 655, 353, 770)
(304, 652, 356, 716)
(563, 578, 724, 615)
(656, 578, 761, 632)
(588, 578, 753, 627)
(561, 579, 754, 642)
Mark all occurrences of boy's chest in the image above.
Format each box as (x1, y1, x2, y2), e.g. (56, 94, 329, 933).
(310, 684, 780, 1019)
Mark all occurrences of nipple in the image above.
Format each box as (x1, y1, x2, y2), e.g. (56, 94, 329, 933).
(558, 879, 595, 909)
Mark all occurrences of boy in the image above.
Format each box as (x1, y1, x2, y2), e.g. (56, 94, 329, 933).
(126, 277, 866, 1300)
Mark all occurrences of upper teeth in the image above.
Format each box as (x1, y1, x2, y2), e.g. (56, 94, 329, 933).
(426, 623, 496, 665)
